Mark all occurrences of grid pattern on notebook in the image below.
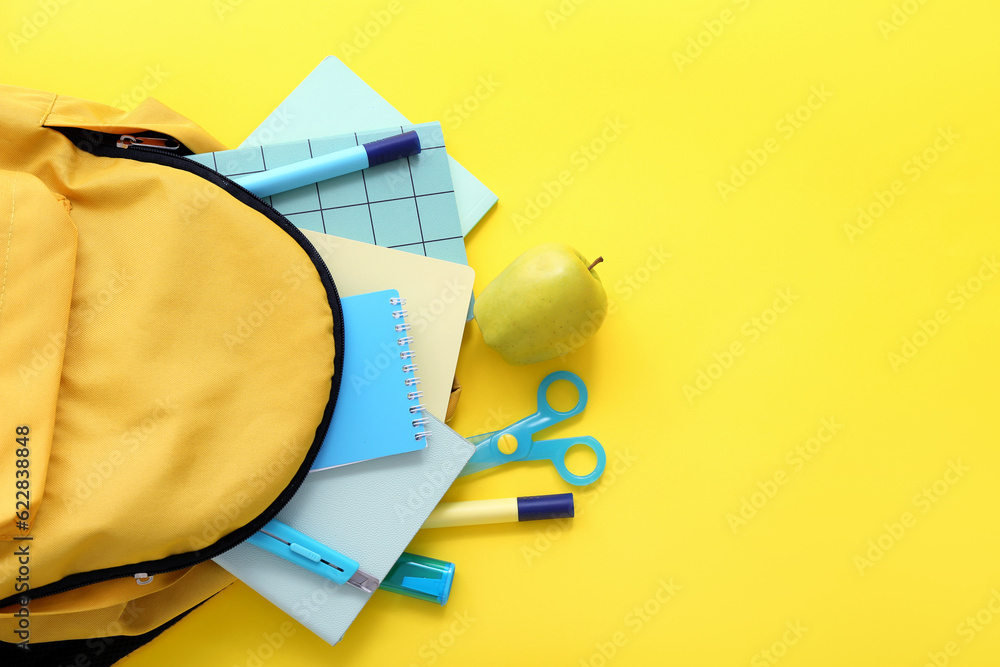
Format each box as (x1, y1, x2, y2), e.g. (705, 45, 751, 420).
(190, 122, 467, 265)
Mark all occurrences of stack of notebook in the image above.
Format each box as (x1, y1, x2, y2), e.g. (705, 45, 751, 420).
(210, 56, 496, 645)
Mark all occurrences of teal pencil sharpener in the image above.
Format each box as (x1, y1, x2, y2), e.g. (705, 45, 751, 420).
(381, 552, 455, 605)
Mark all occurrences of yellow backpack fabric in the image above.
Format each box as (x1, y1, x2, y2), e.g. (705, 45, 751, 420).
(0, 86, 343, 658)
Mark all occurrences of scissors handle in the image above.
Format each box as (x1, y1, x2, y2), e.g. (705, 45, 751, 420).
(494, 370, 589, 442)
(459, 371, 602, 484)
(534, 371, 588, 422)
(523, 436, 606, 486)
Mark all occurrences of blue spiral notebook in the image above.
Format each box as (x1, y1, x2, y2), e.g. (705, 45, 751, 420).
(312, 289, 426, 470)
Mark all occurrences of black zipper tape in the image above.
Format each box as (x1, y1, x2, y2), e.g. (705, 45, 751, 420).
(0, 127, 345, 607)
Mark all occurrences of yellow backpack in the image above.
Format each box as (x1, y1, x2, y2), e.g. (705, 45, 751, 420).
(0, 86, 343, 664)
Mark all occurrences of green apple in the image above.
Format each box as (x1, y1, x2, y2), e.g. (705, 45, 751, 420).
(474, 243, 608, 365)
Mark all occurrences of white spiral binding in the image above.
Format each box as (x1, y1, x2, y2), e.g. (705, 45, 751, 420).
(395, 296, 425, 440)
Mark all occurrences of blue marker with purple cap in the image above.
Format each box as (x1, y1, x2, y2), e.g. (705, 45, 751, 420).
(232, 130, 421, 198)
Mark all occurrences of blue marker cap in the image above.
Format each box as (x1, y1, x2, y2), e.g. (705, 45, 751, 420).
(363, 131, 421, 167)
(517, 493, 575, 521)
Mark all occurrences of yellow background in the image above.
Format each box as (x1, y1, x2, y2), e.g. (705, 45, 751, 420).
(3, 0, 1000, 664)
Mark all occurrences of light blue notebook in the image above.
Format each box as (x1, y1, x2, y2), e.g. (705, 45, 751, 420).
(213, 413, 475, 646)
(312, 289, 425, 470)
(240, 55, 498, 235)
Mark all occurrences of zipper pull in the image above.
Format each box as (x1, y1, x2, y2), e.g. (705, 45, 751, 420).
(117, 134, 181, 150)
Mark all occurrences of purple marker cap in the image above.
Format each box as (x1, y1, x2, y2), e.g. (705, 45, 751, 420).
(363, 131, 421, 167)
(517, 493, 575, 522)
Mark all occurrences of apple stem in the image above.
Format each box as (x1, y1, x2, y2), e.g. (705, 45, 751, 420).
(587, 256, 604, 271)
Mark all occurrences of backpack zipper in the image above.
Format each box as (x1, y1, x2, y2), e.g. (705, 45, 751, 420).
(0, 128, 346, 606)
(116, 134, 182, 150)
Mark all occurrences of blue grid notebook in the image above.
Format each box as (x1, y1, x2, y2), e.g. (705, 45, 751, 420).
(189, 122, 467, 265)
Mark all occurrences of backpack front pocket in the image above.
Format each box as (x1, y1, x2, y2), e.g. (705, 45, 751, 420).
(0, 170, 78, 541)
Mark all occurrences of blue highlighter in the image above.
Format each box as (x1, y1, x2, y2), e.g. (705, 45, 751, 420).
(232, 131, 421, 198)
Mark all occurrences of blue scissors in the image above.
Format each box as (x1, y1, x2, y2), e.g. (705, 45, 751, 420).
(459, 371, 606, 486)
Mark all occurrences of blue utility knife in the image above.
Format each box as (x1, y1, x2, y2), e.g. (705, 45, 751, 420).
(247, 519, 380, 593)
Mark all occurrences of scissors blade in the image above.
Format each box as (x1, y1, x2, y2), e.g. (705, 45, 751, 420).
(466, 431, 495, 446)
(459, 438, 499, 477)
